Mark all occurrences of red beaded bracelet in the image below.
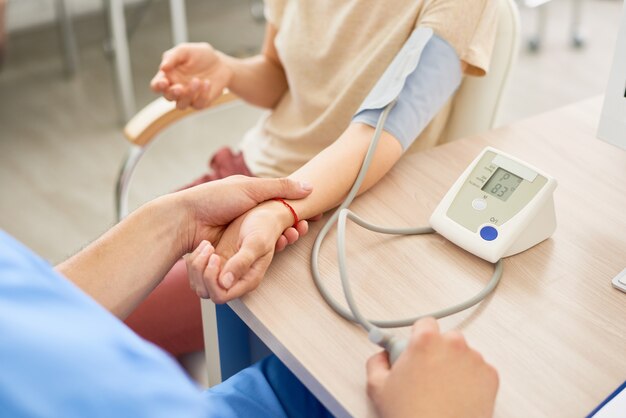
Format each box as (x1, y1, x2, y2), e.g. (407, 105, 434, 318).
(272, 198, 299, 229)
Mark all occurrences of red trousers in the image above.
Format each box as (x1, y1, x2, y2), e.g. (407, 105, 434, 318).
(124, 147, 254, 356)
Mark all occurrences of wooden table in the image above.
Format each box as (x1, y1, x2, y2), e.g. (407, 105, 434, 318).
(229, 97, 626, 417)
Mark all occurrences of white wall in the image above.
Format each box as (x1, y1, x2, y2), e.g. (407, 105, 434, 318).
(6, 0, 144, 32)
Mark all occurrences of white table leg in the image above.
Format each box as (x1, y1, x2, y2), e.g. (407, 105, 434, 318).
(169, 0, 188, 45)
(201, 299, 223, 387)
(108, 0, 136, 122)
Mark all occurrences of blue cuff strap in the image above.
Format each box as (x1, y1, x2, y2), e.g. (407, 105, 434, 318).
(352, 30, 462, 150)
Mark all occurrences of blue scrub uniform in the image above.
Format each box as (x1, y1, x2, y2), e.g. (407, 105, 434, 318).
(0, 231, 332, 418)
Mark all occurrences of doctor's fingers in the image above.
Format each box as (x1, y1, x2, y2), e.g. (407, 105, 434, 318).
(217, 256, 271, 303)
(184, 241, 214, 299)
(221, 177, 312, 205)
(408, 317, 442, 352)
(366, 351, 391, 399)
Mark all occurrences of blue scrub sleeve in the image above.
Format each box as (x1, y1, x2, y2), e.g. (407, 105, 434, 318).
(0, 231, 331, 418)
(352, 33, 462, 151)
(204, 355, 334, 418)
(0, 231, 208, 418)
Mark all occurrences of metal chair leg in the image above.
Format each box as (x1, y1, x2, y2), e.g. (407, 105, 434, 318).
(169, 0, 188, 45)
(0, 0, 6, 69)
(115, 145, 145, 222)
(570, 0, 584, 48)
(528, 2, 548, 52)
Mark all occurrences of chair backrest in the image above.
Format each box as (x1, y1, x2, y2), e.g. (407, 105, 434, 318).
(441, 0, 520, 143)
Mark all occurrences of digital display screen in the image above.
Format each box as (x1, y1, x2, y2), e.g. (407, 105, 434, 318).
(482, 167, 522, 202)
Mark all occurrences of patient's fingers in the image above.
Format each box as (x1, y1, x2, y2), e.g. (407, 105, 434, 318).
(176, 80, 196, 110)
(163, 85, 180, 102)
(219, 235, 267, 291)
(282, 227, 299, 245)
(295, 219, 309, 236)
(275, 220, 310, 252)
(187, 78, 201, 105)
(160, 46, 189, 72)
(185, 240, 213, 299)
(275, 235, 289, 252)
(219, 256, 272, 302)
(308, 213, 323, 221)
(203, 253, 230, 303)
(209, 236, 276, 304)
(151, 70, 170, 93)
(207, 80, 224, 103)
(192, 80, 212, 110)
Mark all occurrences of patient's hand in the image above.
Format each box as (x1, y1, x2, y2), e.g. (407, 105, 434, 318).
(151, 42, 233, 110)
(185, 200, 305, 302)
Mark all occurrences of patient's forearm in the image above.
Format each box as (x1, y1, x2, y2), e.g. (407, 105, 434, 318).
(285, 123, 403, 223)
(221, 24, 287, 109)
(222, 54, 287, 109)
(56, 195, 187, 319)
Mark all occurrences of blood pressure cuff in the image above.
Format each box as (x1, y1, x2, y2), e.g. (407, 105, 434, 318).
(352, 28, 462, 151)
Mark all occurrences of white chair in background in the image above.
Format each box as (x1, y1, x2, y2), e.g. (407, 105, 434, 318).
(114, 0, 521, 387)
(518, 0, 585, 51)
(45, 0, 188, 121)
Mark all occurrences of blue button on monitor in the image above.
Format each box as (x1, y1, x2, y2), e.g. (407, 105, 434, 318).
(480, 226, 498, 241)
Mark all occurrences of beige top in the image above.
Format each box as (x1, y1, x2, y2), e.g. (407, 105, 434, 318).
(241, 0, 498, 178)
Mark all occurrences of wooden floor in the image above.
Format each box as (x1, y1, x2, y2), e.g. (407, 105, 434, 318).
(0, 0, 622, 263)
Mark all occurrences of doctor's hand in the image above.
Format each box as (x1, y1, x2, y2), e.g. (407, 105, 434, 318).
(151, 42, 233, 110)
(185, 199, 300, 303)
(174, 175, 311, 256)
(366, 318, 499, 418)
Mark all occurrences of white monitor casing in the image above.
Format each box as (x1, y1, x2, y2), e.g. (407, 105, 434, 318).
(598, 1, 626, 150)
(430, 147, 557, 263)
(598, 1, 626, 292)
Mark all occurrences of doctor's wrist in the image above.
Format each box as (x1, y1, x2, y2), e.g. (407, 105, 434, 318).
(158, 192, 216, 258)
(136, 194, 191, 261)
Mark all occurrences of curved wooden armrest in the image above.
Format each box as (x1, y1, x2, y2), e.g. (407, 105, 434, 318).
(123, 90, 239, 147)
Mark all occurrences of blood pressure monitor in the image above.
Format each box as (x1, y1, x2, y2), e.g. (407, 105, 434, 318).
(430, 147, 557, 263)
(313, 140, 558, 363)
